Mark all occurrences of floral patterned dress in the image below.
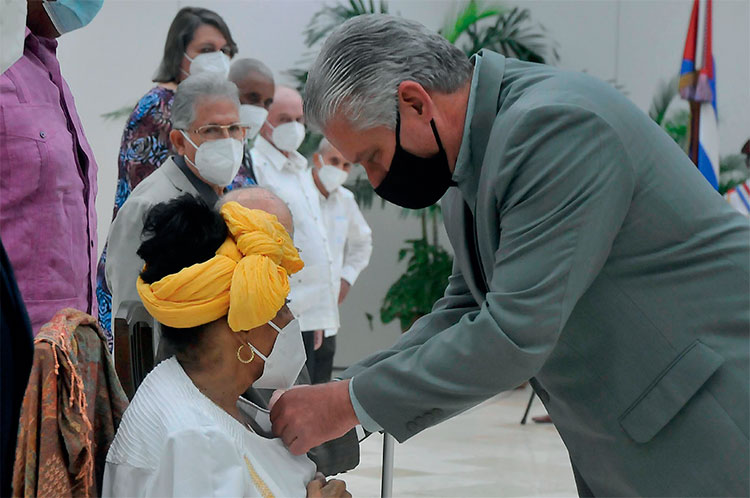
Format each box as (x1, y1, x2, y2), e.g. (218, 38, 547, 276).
(96, 86, 175, 347)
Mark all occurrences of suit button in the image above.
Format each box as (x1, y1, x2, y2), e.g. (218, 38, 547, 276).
(40, 131, 47, 138)
(406, 421, 418, 433)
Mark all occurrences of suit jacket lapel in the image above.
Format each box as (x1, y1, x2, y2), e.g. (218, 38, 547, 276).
(454, 50, 506, 209)
(444, 50, 507, 301)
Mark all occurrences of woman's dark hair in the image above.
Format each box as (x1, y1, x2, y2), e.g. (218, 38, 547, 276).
(153, 7, 239, 83)
(137, 194, 228, 354)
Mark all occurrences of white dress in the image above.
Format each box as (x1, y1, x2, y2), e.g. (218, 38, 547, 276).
(103, 357, 316, 497)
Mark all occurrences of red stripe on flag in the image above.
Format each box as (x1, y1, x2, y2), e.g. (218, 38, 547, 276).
(700, 0, 714, 79)
(682, 0, 700, 62)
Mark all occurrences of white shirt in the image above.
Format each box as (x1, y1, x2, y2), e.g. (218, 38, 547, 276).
(103, 357, 315, 497)
(319, 187, 373, 337)
(251, 136, 339, 331)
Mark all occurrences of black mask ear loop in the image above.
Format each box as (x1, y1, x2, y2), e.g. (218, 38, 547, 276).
(395, 112, 446, 158)
(430, 119, 446, 155)
(430, 119, 457, 187)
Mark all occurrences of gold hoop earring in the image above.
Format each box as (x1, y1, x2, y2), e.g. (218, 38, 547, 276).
(237, 344, 255, 364)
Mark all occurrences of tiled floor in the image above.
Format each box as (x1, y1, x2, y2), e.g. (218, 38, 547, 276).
(337, 387, 577, 497)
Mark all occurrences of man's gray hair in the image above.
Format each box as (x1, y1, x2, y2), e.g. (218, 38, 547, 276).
(305, 14, 472, 132)
(316, 137, 334, 155)
(171, 73, 241, 130)
(229, 58, 275, 85)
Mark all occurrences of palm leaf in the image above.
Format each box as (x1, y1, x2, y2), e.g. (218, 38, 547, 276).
(101, 104, 135, 121)
(454, 5, 558, 63)
(719, 154, 750, 195)
(441, 0, 503, 44)
(304, 0, 389, 47)
(649, 74, 680, 125)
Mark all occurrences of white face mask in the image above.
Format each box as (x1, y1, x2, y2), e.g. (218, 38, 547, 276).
(239, 105, 268, 142)
(247, 319, 306, 390)
(184, 51, 231, 78)
(270, 121, 306, 153)
(317, 163, 349, 193)
(0, 0, 26, 74)
(181, 131, 243, 187)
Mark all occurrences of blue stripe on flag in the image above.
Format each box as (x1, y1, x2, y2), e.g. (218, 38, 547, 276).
(709, 60, 717, 113)
(697, 144, 719, 190)
(736, 188, 750, 213)
(680, 59, 695, 76)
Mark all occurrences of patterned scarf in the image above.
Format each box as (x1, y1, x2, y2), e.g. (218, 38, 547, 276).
(13, 309, 129, 497)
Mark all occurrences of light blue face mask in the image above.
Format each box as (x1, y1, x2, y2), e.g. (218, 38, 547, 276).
(43, 0, 103, 35)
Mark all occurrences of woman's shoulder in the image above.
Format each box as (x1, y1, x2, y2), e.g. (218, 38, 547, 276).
(140, 85, 175, 104)
(131, 86, 174, 118)
(121, 86, 174, 132)
(106, 358, 216, 468)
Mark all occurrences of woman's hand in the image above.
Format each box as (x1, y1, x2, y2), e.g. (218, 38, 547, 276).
(306, 473, 351, 498)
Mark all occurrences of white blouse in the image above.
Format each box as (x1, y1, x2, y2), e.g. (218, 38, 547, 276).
(103, 357, 316, 497)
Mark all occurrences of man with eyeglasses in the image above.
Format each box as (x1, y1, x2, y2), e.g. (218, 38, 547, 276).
(105, 73, 249, 326)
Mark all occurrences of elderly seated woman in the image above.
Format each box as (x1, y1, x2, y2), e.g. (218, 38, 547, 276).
(103, 195, 350, 497)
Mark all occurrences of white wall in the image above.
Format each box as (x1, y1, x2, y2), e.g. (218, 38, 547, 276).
(55, 0, 750, 367)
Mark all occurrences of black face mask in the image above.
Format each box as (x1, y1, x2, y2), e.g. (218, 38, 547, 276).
(374, 113, 454, 209)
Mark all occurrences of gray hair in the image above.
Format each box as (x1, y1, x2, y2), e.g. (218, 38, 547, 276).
(171, 73, 241, 130)
(304, 14, 472, 132)
(229, 58, 274, 85)
(316, 137, 334, 155)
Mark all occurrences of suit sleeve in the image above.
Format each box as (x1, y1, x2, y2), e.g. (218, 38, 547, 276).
(105, 197, 150, 320)
(341, 257, 480, 379)
(349, 105, 636, 442)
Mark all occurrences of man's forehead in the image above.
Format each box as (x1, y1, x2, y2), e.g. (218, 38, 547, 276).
(324, 119, 363, 161)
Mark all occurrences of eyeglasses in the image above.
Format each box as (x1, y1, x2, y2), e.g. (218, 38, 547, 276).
(187, 124, 248, 141)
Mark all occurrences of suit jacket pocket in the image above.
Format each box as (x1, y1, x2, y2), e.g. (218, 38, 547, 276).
(619, 340, 724, 443)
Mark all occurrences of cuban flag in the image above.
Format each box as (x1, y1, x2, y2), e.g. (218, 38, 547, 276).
(679, 0, 719, 190)
(725, 180, 750, 216)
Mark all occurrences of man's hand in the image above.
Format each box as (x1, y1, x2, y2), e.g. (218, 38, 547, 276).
(338, 279, 351, 304)
(314, 329, 324, 350)
(271, 380, 359, 455)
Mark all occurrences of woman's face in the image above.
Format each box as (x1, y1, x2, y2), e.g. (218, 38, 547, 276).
(178, 23, 231, 81)
(238, 304, 294, 360)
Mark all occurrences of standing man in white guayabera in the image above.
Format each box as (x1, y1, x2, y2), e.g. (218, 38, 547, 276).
(309, 138, 373, 384)
(252, 86, 339, 382)
(269, 15, 750, 497)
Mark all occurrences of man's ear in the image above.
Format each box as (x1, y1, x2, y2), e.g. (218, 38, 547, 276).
(397, 81, 434, 123)
(312, 153, 322, 169)
(170, 129, 186, 156)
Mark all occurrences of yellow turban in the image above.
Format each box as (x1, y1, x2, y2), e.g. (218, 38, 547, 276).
(136, 201, 303, 332)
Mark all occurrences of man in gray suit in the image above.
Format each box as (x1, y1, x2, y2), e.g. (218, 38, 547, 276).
(269, 15, 749, 496)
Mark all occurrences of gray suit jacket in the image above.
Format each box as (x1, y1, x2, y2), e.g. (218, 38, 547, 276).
(105, 157, 208, 313)
(344, 51, 749, 496)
